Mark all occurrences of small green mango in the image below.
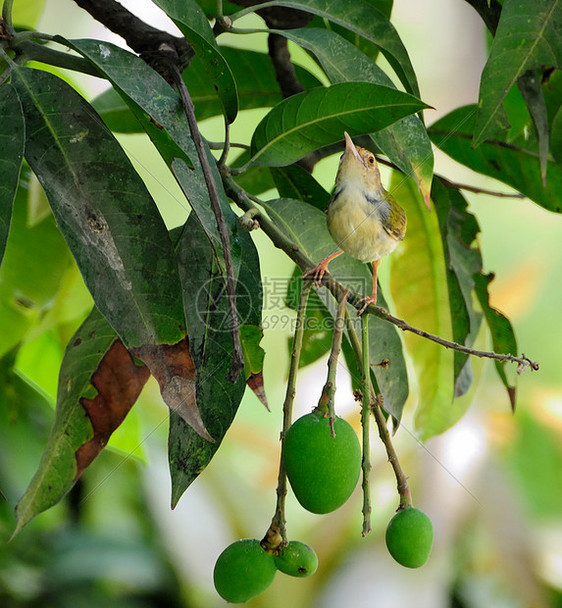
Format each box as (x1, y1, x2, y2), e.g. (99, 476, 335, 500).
(274, 541, 318, 577)
(385, 507, 433, 568)
(213, 539, 276, 603)
(283, 411, 361, 514)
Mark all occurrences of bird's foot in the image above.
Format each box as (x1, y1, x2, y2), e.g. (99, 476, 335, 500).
(356, 296, 377, 316)
(302, 261, 330, 288)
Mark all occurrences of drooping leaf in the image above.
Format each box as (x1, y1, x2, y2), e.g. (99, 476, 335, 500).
(279, 27, 433, 205)
(90, 86, 143, 133)
(271, 164, 331, 210)
(250, 82, 428, 167)
(12, 66, 186, 349)
(0, 84, 25, 267)
(429, 105, 562, 213)
(474, 272, 518, 408)
(152, 0, 238, 122)
(256, 0, 419, 96)
(261, 196, 408, 420)
(67, 39, 234, 253)
(132, 339, 213, 442)
(388, 173, 456, 440)
(13, 308, 149, 535)
(169, 213, 262, 506)
(432, 178, 484, 397)
(517, 68, 550, 184)
(474, 0, 562, 146)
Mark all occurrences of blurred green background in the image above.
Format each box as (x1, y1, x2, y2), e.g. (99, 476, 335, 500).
(1, 1, 562, 607)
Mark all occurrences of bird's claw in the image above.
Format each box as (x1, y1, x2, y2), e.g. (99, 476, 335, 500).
(302, 264, 329, 288)
(356, 296, 377, 316)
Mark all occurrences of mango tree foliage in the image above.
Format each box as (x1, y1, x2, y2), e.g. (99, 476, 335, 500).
(0, 0, 556, 533)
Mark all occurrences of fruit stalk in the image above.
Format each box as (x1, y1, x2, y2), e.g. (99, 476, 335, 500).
(344, 310, 412, 509)
(361, 313, 372, 536)
(263, 282, 311, 551)
(316, 290, 349, 435)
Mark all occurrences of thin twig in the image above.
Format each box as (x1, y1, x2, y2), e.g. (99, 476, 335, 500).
(171, 66, 244, 382)
(438, 176, 525, 199)
(316, 291, 349, 437)
(262, 282, 311, 552)
(225, 175, 539, 373)
(360, 313, 372, 536)
(345, 312, 412, 509)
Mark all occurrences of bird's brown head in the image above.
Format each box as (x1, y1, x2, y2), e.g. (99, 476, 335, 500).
(336, 132, 383, 194)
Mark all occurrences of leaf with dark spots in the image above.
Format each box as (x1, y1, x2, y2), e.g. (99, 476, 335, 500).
(168, 212, 261, 507)
(11, 66, 186, 349)
(132, 339, 214, 442)
(76, 340, 150, 476)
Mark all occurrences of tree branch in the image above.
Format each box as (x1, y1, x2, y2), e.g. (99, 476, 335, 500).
(224, 176, 539, 373)
(170, 66, 244, 382)
(71, 0, 193, 75)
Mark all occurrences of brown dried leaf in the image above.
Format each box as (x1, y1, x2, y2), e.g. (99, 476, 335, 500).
(76, 340, 150, 476)
(133, 338, 214, 442)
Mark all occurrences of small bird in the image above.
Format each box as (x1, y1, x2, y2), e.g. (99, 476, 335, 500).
(304, 132, 406, 314)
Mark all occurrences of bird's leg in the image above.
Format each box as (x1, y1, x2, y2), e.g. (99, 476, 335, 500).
(357, 259, 380, 315)
(302, 250, 343, 288)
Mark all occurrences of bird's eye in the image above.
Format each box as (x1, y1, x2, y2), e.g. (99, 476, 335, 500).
(368, 156, 375, 165)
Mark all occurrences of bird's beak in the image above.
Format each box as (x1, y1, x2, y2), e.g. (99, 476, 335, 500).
(343, 132, 362, 162)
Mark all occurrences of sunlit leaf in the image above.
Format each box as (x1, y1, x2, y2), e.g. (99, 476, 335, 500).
(430, 105, 562, 213)
(250, 82, 428, 167)
(0, 166, 74, 358)
(389, 173, 456, 440)
(0, 84, 25, 266)
(152, 0, 238, 122)
(279, 27, 433, 205)
(474, 0, 562, 146)
(12, 66, 186, 349)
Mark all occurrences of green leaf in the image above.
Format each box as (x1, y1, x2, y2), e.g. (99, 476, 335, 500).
(474, 273, 518, 408)
(90, 86, 143, 133)
(0, 166, 75, 358)
(389, 173, 456, 440)
(429, 105, 562, 213)
(0, 84, 25, 266)
(432, 179, 484, 397)
(260, 0, 419, 95)
(152, 0, 238, 122)
(261, 197, 408, 420)
(250, 82, 428, 167)
(271, 164, 331, 210)
(474, 0, 562, 146)
(240, 324, 268, 408)
(517, 69, 549, 184)
(280, 27, 433, 205)
(14, 308, 149, 534)
(12, 67, 186, 349)
(169, 213, 262, 506)
(90, 47, 323, 131)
